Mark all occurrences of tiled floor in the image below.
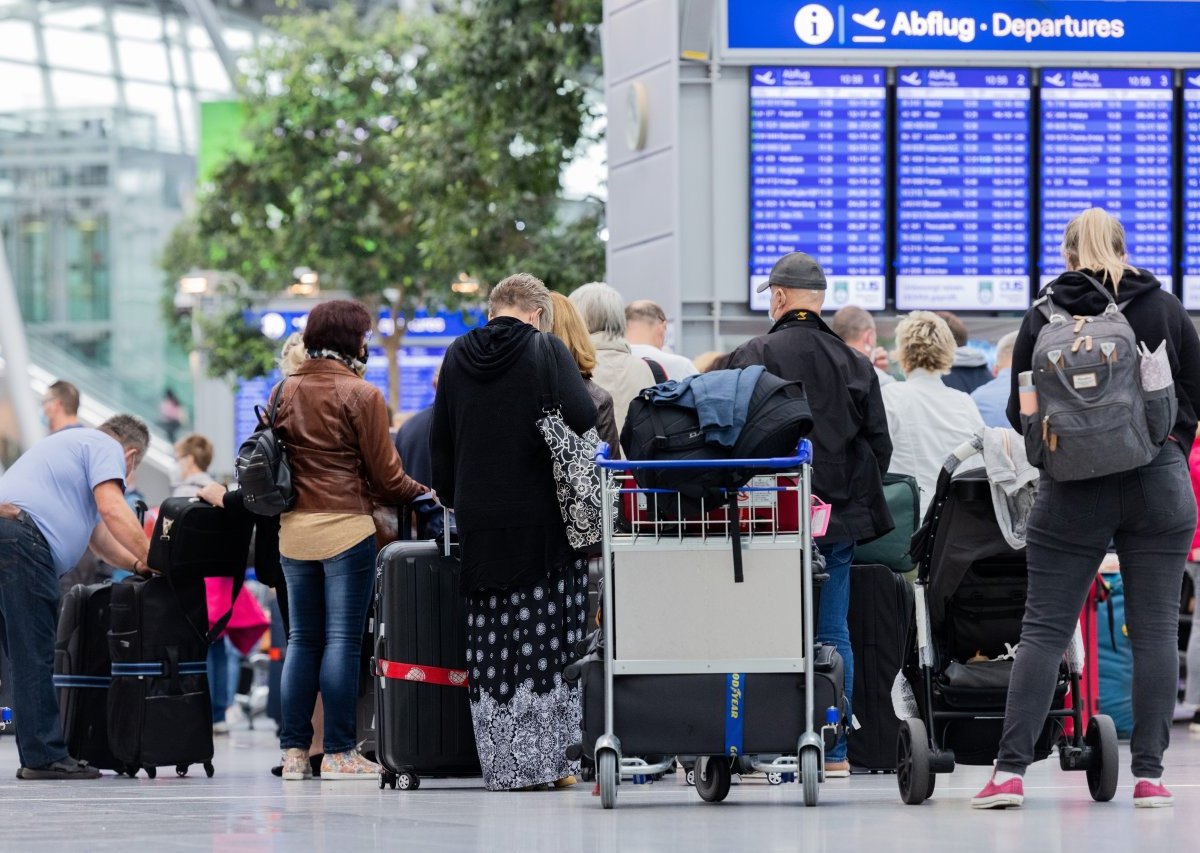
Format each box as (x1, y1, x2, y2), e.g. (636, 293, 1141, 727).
(2, 725, 1199, 851)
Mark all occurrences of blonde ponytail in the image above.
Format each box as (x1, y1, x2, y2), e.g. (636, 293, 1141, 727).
(1061, 207, 1136, 292)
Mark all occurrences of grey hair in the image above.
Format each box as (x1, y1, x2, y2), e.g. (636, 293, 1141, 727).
(830, 305, 875, 342)
(278, 332, 307, 378)
(99, 414, 150, 462)
(490, 272, 553, 332)
(995, 330, 1019, 367)
(570, 282, 626, 339)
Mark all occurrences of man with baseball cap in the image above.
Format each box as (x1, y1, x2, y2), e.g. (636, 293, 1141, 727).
(729, 252, 894, 777)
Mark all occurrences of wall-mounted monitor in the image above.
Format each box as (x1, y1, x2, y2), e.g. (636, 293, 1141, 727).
(894, 67, 1032, 311)
(1185, 72, 1200, 309)
(1039, 69, 1173, 287)
(749, 66, 887, 311)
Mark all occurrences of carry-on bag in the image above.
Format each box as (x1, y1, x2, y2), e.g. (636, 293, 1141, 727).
(107, 575, 215, 778)
(848, 564, 914, 771)
(54, 582, 124, 772)
(373, 538, 480, 790)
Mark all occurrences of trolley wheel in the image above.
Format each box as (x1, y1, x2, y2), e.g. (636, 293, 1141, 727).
(1086, 715, 1119, 802)
(145, 766, 157, 780)
(694, 757, 732, 803)
(897, 718, 931, 806)
(175, 765, 188, 778)
(800, 748, 820, 807)
(597, 749, 618, 810)
(396, 772, 420, 791)
(767, 771, 784, 786)
(204, 762, 214, 779)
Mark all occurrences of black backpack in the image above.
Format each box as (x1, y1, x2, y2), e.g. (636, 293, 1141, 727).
(620, 369, 814, 515)
(234, 383, 295, 517)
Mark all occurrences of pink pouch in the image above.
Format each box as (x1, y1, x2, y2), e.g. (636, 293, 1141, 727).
(205, 577, 270, 655)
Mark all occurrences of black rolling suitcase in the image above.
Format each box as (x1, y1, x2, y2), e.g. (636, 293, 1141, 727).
(373, 539, 480, 790)
(107, 575, 216, 778)
(848, 564, 914, 772)
(54, 582, 124, 772)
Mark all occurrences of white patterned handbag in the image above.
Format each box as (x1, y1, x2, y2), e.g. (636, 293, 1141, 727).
(534, 334, 610, 550)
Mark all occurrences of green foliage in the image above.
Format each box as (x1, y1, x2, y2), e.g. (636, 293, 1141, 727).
(165, 1, 605, 383)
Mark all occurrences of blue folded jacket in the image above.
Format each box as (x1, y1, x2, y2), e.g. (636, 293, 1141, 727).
(643, 365, 765, 447)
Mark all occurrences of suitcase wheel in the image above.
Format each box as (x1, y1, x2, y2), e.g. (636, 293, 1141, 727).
(176, 765, 188, 778)
(396, 771, 420, 791)
(144, 766, 157, 780)
(204, 762, 215, 778)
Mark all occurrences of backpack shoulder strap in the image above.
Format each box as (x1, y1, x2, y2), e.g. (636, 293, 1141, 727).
(1078, 272, 1119, 308)
(643, 357, 668, 384)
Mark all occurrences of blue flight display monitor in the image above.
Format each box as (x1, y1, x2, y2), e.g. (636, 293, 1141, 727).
(895, 67, 1031, 311)
(749, 66, 886, 311)
(1039, 68, 1173, 287)
(1185, 72, 1200, 309)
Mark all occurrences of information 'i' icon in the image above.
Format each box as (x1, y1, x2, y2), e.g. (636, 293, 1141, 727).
(793, 4, 835, 46)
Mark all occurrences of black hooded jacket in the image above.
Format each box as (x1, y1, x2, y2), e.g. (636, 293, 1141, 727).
(728, 309, 894, 543)
(431, 317, 596, 589)
(1006, 268, 1200, 452)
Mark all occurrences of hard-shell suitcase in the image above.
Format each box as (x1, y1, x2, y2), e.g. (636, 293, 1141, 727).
(373, 540, 480, 790)
(53, 582, 124, 772)
(848, 564, 914, 772)
(107, 575, 215, 778)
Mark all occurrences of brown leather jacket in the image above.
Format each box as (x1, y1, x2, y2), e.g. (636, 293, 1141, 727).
(273, 359, 426, 514)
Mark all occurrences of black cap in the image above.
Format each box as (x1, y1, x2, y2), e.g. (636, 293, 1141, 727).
(756, 252, 827, 293)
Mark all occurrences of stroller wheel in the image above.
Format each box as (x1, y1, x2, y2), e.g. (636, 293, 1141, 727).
(1085, 715, 1118, 802)
(897, 718, 931, 806)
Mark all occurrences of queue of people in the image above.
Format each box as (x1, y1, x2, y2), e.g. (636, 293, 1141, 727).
(0, 206, 1197, 810)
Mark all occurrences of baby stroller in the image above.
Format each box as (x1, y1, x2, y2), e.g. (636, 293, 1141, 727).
(895, 435, 1118, 805)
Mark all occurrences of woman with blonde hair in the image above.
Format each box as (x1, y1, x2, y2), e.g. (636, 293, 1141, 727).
(973, 208, 1200, 809)
(549, 291, 620, 457)
(880, 311, 984, 514)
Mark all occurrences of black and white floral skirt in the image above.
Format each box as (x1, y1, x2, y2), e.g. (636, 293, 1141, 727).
(466, 555, 587, 791)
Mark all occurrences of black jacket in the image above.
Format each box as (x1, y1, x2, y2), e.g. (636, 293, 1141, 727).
(394, 405, 433, 489)
(431, 317, 596, 533)
(1007, 268, 1200, 453)
(728, 310, 894, 543)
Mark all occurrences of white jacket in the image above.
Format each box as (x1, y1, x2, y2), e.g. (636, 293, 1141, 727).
(629, 343, 699, 381)
(591, 334, 656, 436)
(882, 369, 985, 515)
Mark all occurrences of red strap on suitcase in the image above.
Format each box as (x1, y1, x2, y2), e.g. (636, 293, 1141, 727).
(377, 659, 469, 688)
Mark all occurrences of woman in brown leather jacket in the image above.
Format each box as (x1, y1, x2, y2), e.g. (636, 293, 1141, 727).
(549, 292, 620, 458)
(271, 300, 428, 781)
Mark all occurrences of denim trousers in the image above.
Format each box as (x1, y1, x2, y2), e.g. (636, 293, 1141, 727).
(0, 514, 69, 769)
(279, 536, 375, 755)
(996, 444, 1195, 778)
(207, 637, 240, 724)
(818, 540, 855, 762)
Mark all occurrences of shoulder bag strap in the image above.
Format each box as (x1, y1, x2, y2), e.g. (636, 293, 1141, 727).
(534, 333, 560, 414)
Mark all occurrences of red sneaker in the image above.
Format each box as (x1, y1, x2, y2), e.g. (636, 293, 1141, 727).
(971, 775, 1024, 809)
(1133, 780, 1174, 808)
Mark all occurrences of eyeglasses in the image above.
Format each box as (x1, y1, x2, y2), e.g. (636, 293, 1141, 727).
(363, 331, 373, 343)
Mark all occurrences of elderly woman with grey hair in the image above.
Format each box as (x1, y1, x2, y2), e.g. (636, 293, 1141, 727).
(881, 311, 984, 514)
(568, 282, 656, 435)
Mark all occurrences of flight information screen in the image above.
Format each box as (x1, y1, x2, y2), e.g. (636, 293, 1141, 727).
(1039, 68, 1173, 287)
(1185, 72, 1200, 309)
(749, 66, 886, 311)
(895, 67, 1031, 311)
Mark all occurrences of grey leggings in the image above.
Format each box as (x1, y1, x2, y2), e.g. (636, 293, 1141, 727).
(996, 443, 1195, 779)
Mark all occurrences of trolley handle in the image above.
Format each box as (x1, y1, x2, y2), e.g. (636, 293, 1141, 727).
(593, 439, 812, 471)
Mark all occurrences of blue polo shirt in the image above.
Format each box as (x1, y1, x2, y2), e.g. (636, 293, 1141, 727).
(0, 428, 127, 575)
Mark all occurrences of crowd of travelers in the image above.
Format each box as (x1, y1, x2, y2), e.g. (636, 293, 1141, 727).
(0, 207, 1198, 808)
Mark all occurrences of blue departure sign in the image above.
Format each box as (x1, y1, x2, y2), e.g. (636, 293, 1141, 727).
(1039, 69, 1173, 287)
(727, 2, 1200, 55)
(894, 68, 1031, 310)
(1185, 73, 1200, 309)
(749, 66, 886, 310)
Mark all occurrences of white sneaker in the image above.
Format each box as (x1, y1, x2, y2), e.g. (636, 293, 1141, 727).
(281, 748, 312, 781)
(320, 750, 381, 781)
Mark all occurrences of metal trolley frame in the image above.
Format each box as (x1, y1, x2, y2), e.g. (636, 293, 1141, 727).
(590, 438, 833, 809)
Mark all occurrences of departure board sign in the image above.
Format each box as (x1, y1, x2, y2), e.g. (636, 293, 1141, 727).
(749, 66, 886, 310)
(1039, 69, 1173, 286)
(895, 67, 1031, 310)
(1185, 73, 1200, 309)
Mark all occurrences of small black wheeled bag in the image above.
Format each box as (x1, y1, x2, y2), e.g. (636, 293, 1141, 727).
(54, 582, 123, 772)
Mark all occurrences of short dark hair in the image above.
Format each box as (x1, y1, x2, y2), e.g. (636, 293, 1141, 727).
(99, 415, 150, 462)
(935, 311, 969, 347)
(46, 380, 80, 416)
(303, 300, 373, 358)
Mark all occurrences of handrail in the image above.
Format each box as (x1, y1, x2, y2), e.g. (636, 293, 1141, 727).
(593, 438, 812, 471)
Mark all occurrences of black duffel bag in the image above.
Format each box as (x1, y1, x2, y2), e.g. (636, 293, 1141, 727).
(620, 369, 814, 516)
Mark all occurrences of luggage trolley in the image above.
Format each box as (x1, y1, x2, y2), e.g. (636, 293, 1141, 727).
(581, 439, 841, 809)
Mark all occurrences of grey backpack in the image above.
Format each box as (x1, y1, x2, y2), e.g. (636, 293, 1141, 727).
(1024, 274, 1175, 482)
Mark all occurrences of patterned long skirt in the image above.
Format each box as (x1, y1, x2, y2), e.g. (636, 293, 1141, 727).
(465, 555, 587, 791)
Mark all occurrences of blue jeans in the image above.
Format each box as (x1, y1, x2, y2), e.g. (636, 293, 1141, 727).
(280, 537, 375, 754)
(818, 540, 855, 762)
(207, 637, 239, 724)
(0, 514, 69, 769)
